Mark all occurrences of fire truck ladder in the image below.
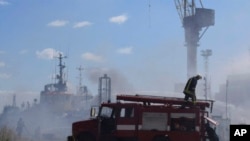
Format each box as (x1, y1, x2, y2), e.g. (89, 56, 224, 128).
(117, 94, 214, 112)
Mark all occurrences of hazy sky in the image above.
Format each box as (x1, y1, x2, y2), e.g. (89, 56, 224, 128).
(1, 0, 250, 115)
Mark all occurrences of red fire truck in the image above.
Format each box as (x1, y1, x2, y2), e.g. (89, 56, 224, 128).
(68, 94, 218, 141)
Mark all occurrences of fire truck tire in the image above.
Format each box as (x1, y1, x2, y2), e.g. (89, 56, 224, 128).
(76, 133, 95, 141)
(152, 135, 170, 141)
(67, 136, 73, 141)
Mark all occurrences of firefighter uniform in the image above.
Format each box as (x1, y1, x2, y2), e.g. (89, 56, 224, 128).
(183, 75, 202, 104)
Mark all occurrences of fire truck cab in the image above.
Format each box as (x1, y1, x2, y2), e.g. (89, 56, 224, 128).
(68, 94, 218, 141)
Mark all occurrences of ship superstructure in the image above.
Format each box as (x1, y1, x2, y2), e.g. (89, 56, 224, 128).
(40, 53, 93, 114)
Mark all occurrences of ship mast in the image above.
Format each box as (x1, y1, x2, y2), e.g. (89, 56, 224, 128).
(55, 53, 67, 92)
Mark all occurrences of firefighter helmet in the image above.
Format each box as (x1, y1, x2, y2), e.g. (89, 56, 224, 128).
(196, 74, 202, 79)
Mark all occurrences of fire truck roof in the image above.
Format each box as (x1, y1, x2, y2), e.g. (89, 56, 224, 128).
(117, 94, 213, 110)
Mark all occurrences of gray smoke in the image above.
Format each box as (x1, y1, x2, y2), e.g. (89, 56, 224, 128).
(85, 67, 135, 95)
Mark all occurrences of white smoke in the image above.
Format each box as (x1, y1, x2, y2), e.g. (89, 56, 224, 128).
(213, 100, 250, 124)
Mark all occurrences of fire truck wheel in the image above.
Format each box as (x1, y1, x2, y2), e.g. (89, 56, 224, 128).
(67, 136, 73, 141)
(152, 135, 170, 141)
(76, 133, 95, 141)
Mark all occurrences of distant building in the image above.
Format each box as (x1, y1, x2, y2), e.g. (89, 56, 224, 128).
(215, 73, 250, 106)
(211, 73, 250, 140)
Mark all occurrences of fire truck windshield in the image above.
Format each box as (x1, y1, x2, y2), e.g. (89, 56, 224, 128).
(99, 106, 113, 118)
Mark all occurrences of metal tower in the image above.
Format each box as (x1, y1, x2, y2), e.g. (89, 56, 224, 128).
(77, 65, 84, 95)
(77, 66, 88, 95)
(12, 94, 16, 107)
(98, 74, 111, 105)
(77, 65, 89, 108)
(225, 79, 229, 119)
(201, 49, 212, 100)
(174, 0, 215, 78)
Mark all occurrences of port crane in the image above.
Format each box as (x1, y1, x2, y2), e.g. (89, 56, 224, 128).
(174, 0, 215, 78)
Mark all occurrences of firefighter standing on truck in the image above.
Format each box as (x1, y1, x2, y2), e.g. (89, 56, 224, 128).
(183, 74, 202, 104)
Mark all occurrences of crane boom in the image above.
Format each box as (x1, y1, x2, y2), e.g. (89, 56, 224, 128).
(174, 0, 196, 22)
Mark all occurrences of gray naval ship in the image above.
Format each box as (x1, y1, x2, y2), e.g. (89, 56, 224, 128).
(0, 53, 93, 141)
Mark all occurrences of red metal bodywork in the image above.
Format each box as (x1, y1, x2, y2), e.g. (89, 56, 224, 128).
(69, 94, 213, 141)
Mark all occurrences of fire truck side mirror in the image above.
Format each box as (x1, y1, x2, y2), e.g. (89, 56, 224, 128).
(90, 106, 99, 118)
